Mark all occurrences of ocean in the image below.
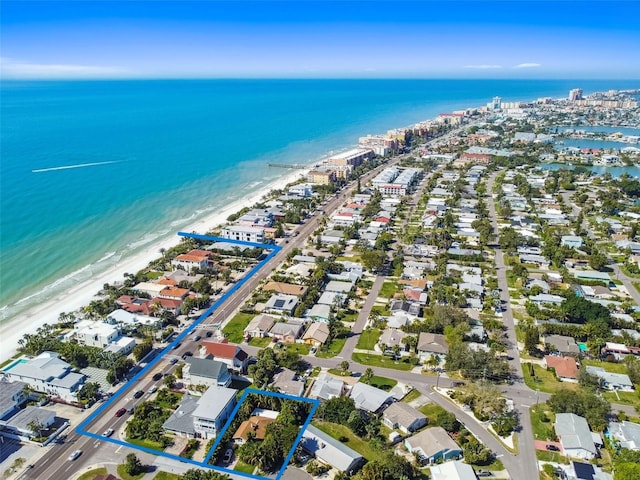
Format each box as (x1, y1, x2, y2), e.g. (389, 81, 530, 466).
(1, 79, 638, 324)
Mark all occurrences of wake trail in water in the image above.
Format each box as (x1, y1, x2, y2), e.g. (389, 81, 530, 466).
(32, 160, 121, 173)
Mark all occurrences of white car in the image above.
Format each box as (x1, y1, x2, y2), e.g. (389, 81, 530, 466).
(103, 428, 114, 437)
(148, 385, 158, 394)
(222, 449, 233, 464)
(68, 450, 82, 461)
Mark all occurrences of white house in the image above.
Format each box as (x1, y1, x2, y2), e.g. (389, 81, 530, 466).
(1, 352, 85, 402)
(220, 225, 265, 244)
(74, 320, 121, 348)
(555, 413, 600, 460)
(192, 386, 237, 439)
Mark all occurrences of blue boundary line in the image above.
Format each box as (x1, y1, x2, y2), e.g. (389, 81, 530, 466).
(201, 388, 319, 480)
(75, 234, 303, 479)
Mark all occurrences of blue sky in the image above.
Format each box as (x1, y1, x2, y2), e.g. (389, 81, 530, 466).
(2, 1, 639, 79)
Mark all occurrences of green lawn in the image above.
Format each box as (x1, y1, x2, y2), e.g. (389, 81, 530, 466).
(402, 389, 422, 403)
(356, 328, 382, 350)
(522, 363, 579, 394)
(312, 421, 379, 460)
(222, 313, 255, 343)
(248, 337, 271, 347)
(634, 282, 640, 295)
(127, 438, 166, 451)
(284, 343, 311, 356)
(340, 311, 359, 323)
(380, 281, 401, 299)
(352, 352, 415, 371)
(328, 368, 352, 377)
(77, 468, 108, 480)
(536, 449, 570, 464)
(418, 403, 448, 420)
(603, 390, 640, 407)
(153, 473, 180, 480)
(362, 375, 398, 391)
(583, 359, 629, 374)
(116, 465, 146, 480)
(316, 337, 347, 358)
(530, 404, 557, 441)
(234, 461, 257, 474)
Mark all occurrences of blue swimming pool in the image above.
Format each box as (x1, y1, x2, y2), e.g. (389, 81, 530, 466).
(1, 358, 28, 372)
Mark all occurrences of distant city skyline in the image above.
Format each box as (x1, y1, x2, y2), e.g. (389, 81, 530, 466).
(2, 0, 639, 79)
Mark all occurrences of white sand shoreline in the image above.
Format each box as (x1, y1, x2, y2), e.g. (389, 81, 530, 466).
(0, 166, 313, 362)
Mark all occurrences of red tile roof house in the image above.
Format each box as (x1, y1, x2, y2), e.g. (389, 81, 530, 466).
(544, 355, 579, 382)
(202, 340, 249, 374)
(171, 249, 215, 272)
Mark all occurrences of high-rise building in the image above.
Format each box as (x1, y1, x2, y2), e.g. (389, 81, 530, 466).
(569, 88, 583, 102)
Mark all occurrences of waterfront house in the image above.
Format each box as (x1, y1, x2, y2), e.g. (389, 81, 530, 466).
(171, 249, 214, 272)
(1, 352, 85, 402)
(220, 225, 265, 244)
(404, 427, 462, 464)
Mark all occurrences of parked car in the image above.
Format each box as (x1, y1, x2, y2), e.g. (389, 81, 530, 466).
(193, 335, 201, 342)
(310, 347, 317, 354)
(546, 444, 560, 451)
(476, 471, 493, 477)
(68, 450, 82, 461)
(182, 351, 193, 359)
(206, 331, 213, 337)
(115, 408, 126, 417)
(127, 406, 135, 414)
(103, 428, 114, 437)
(222, 449, 233, 464)
(133, 390, 144, 399)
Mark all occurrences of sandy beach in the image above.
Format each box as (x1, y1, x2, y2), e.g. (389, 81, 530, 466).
(0, 167, 312, 363)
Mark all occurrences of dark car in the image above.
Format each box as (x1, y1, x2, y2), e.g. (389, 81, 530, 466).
(182, 351, 193, 359)
(206, 331, 213, 337)
(152, 372, 163, 381)
(546, 444, 560, 451)
(115, 408, 126, 417)
(133, 390, 144, 399)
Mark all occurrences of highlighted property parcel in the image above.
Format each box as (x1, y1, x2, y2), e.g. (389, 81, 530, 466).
(75, 233, 318, 480)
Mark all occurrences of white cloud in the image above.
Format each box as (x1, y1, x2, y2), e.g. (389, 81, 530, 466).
(513, 63, 542, 69)
(464, 64, 503, 69)
(0, 58, 128, 79)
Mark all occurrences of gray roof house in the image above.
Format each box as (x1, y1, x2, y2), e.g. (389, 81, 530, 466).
(301, 425, 364, 475)
(192, 386, 238, 439)
(607, 421, 640, 450)
(310, 374, 343, 400)
(1, 406, 56, 440)
(430, 460, 477, 480)
(543, 334, 580, 355)
(555, 413, 599, 460)
(382, 402, 427, 433)
(0, 381, 27, 421)
(1, 352, 85, 402)
(378, 328, 408, 350)
(264, 294, 299, 315)
(183, 357, 231, 388)
(404, 427, 462, 464)
(417, 332, 448, 357)
(243, 314, 275, 338)
(271, 368, 304, 397)
(585, 366, 634, 391)
(306, 304, 331, 323)
(349, 383, 393, 413)
(324, 281, 354, 294)
(269, 320, 306, 343)
(162, 393, 200, 438)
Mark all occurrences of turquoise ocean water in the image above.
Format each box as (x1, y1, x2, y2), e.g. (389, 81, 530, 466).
(1, 79, 638, 324)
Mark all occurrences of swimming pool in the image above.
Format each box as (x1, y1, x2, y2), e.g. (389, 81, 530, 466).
(1, 357, 28, 372)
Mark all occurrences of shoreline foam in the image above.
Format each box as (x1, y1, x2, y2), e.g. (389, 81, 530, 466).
(0, 166, 312, 362)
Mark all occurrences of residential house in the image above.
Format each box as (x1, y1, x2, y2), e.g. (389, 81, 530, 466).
(417, 332, 448, 359)
(555, 413, 600, 460)
(269, 320, 306, 343)
(378, 328, 408, 352)
(306, 304, 331, 323)
(349, 383, 393, 413)
(201, 340, 249, 374)
(233, 415, 275, 444)
(303, 323, 330, 347)
(544, 355, 579, 382)
(310, 374, 343, 400)
(382, 402, 427, 434)
(585, 366, 634, 391)
(0, 381, 27, 422)
(171, 249, 213, 272)
(607, 421, 640, 450)
(243, 314, 275, 339)
(192, 386, 238, 439)
(530, 294, 565, 307)
(430, 461, 478, 480)
(543, 335, 581, 355)
(568, 461, 613, 480)
(390, 300, 422, 317)
(183, 357, 232, 388)
(1, 352, 85, 402)
(220, 225, 265, 244)
(1, 406, 56, 440)
(404, 427, 462, 464)
(324, 281, 354, 294)
(271, 367, 304, 397)
(561, 236, 584, 249)
(263, 282, 308, 298)
(162, 394, 200, 438)
(301, 425, 364, 474)
(264, 293, 299, 315)
(73, 320, 121, 348)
